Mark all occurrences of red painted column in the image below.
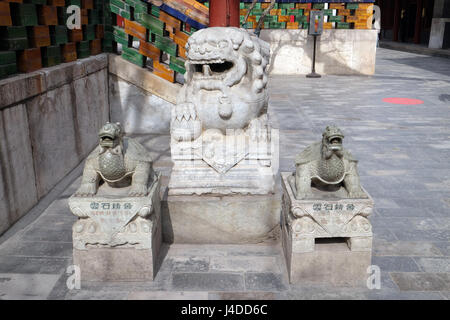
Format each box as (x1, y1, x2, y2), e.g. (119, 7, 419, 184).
(209, 0, 240, 27)
(228, 0, 240, 27)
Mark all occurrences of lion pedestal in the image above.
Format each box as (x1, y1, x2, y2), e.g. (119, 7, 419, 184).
(166, 27, 280, 243)
(69, 123, 162, 281)
(281, 126, 374, 286)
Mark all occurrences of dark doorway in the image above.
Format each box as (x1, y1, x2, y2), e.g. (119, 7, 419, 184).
(376, 0, 435, 44)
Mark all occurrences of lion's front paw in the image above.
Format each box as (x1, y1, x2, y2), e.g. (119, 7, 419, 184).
(74, 184, 97, 197)
(128, 184, 148, 197)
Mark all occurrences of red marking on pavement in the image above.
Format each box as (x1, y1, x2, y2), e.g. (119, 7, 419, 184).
(383, 98, 424, 105)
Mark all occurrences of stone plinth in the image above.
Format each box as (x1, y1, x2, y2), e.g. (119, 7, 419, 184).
(429, 18, 450, 49)
(162, 191, 281, 244)
(281, 172, 373, 286)
(69, 174, 162, 281)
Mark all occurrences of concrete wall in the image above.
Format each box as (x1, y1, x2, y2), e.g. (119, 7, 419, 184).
(261, 29, 378, 75)
(0, 54, 109, 235)
(108, 55, 178, 135)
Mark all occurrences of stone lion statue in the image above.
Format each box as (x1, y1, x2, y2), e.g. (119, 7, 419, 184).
(172, 27, 271, 141)
(294, 125, 366, 199)
(74, 122, 153, 197)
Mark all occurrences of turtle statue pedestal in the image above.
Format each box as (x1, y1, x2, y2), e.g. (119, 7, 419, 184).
(281, 126, 374, 286)
(69, 174, 162, 281)
(281, 173, 373, 286)
(68, 122, 162, 281)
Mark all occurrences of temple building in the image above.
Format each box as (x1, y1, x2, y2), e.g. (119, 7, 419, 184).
(375, 0, 450, 48)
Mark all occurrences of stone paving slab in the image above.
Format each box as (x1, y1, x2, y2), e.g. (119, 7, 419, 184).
(0, 273, 60, 299)
(0, 48, 449, 299)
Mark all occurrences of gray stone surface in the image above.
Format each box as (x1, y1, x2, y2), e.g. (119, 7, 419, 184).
(0, 48, 449, 299)
(390, 273, 450, 291)
(245, 273, 287, 291)
(371, 256, 421, 272)
(73, 69, 109, 158)
(0, 273, 60, 299)
(162, 193, 281, 244)
(172, 273, 245, 291)
(109, 75, 173, 135)
(261, 29, 377, 75)
(73, 248, 156, 281)
(27, 84, 82, 198)
(0, 105, 38, 234)
(415, 257, 450, 273)
(209, 256, 280, 273)
(127, 291, 208, 300)
(285, 239, 372, 287)
(0, 55, 109, 237)
(0, 54, 108, 110)
(0, 167, 9, 234)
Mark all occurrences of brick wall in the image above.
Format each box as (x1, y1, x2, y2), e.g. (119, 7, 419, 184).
(203, 1, 374, 31)
(109, 0, 208, 84)
(0, 0, 109, 79)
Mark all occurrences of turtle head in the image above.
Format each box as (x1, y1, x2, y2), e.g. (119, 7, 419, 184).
(99, 122, 123, 149)
(322, 125, 344, 158)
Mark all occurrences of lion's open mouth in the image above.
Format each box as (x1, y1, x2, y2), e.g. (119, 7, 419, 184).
(191, 59, 234, 80)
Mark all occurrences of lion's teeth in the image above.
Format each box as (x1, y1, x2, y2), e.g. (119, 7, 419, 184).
(203, 64, 211, 76)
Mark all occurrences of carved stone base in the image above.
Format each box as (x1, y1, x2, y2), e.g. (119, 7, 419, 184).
(73, 244, 160, 281)
(162, 191, 281, 244)
(69, 174, 162, 281)
(281, 172, 373, 286)
(168, 127, 277, 196)
(168, 160, 275, 195)
(282, 229, 372, 286)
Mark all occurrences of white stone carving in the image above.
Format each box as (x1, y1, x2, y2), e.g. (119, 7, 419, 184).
(169, 27, 276, 195)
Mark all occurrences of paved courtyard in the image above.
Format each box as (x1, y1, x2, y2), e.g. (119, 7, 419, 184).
(0, 48, 449, 299)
